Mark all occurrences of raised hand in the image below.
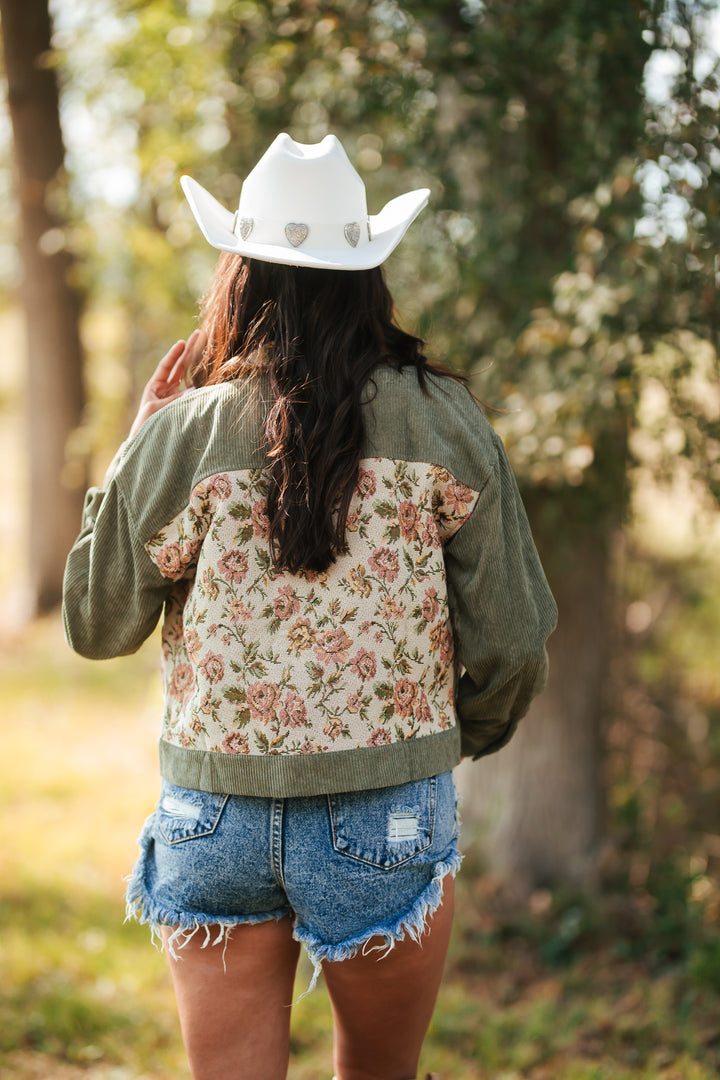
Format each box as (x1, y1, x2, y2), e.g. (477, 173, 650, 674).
(129, 330, 204, 438)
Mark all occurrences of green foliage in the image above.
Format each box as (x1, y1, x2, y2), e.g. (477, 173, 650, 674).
(43, 0, 717, 526)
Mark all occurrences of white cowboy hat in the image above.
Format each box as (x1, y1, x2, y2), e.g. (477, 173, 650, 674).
(180, 132, 430, 271)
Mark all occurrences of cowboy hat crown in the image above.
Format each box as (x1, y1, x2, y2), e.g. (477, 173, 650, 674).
(181, 132, 429, 270)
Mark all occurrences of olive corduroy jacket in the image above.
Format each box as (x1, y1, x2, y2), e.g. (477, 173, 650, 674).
(63, 365, 557, 797)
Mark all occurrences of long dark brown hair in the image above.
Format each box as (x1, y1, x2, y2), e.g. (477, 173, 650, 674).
(190, 254, 460, 573)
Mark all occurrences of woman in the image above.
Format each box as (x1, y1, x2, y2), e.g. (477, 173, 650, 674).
(63, 134, 557, 1080)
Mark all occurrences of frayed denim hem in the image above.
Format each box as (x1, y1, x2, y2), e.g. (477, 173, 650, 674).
(293, 843, 463, 998)
(124, 822, 290, 962)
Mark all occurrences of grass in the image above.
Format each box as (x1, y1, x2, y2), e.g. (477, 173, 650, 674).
(1, 614, 720, 1079)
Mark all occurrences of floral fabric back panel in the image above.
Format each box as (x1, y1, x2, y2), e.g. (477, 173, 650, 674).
(145, 458, 479, 757)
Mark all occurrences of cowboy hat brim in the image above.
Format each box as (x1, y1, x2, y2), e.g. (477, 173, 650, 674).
(180, 175, 430, 270)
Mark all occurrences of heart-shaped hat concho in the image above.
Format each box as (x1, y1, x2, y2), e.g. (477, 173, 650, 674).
(238, 218, 254, 241)
(285, 223, 309, 248)
(344, 222, 361, 248)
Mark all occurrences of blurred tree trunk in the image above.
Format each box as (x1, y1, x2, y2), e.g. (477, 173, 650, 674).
(1, 0, 86, 613)
(457, 431, 627, 889)
(457, 509, 613, 889)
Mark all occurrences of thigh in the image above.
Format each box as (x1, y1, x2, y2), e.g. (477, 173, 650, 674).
(323, 876, 455, 1080)
(162, 916, 300, 1080)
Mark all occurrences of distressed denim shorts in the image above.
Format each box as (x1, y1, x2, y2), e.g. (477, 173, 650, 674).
(126, 771, 461, 990)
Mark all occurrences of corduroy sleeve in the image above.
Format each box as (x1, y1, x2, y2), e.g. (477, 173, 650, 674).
(444, 433, 557, 759)
(63, 469, 169, 660)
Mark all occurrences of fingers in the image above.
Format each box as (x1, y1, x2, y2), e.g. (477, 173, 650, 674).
(150, 331, 202, 398)
(168, 329, 202, 385)
(155, 338, 187, 380)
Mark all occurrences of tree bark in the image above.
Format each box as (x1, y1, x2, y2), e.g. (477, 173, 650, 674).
(456, 498, 615, 891)
(1, 0, 87, 613)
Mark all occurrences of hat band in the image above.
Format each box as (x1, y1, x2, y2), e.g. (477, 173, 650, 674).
(232, 213, 372, 250)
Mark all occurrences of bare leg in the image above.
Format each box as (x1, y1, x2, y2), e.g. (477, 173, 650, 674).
(323, 876, 455, 1080)
(161, 917, 300, 1080)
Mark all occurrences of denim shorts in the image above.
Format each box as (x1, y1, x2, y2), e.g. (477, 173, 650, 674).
(126, 771, 460, 990)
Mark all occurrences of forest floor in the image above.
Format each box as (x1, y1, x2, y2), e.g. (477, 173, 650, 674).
(1, 611, 719, 1080)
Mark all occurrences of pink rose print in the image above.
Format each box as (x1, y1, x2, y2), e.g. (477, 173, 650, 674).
(444, 480, 475, 516)
(222, 730, 250, 754)
(156, 542, 185, 579)
(350, 648, 377, 681)
(439, 627, 454, 664)
(314, 627, 353, 666)
(324, 717, 345, 740)
(380, 596, 406, 621)
(299, 739, 328, 754)
(208, 474, 232, 499)
(348, 565, 372, 598)
(421, 513, 441, 549)
(367, 726, 391, 747)
(199, 651, 225, 684)
(287, 618, 316, 653)
(367, 546, 399, 582)
(279, 691, 308, 728)
(246, 680, 281, 722)
(421, 586, 440, 623)
(393, 678, 418, 717)
(346, 510, 360, 533)
(227, 597, 252, 623)
(273, 584, 300, 621)
(189, 714, 204, 734)
(218, 549, 249, 584)
(416, 690, 433, 725)
(346, 691, 363, 714)
(200, 568, 220, 600)
(355, 468, 377, 498)
(398, 501, 420, 541)
(252, 500, 270, 538)
(199, 693, 215, 715)
(184, 627, 201, 661)
(169, 663, 194, 700)
(301, 568, 327, 585)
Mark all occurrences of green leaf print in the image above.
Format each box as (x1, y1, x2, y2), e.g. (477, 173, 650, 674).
(228, 502, 251, 520)
(254, 730, 270, 753)
(223, 686, 247, 703)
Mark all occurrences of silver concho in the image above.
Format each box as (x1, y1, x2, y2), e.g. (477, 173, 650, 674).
(285, 222, 309, 247)
(238, 217, 254, 241)
(344, 222, 361, 248)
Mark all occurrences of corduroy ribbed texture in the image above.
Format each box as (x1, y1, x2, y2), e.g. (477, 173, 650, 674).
(63, 366, 557, 796)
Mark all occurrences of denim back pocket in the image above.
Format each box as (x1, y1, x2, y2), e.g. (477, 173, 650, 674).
(328, 776, 437, 869)
(156, 782, 229, 845)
